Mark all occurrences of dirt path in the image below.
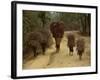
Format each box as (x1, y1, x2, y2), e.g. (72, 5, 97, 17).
(23, 31, 91, 69)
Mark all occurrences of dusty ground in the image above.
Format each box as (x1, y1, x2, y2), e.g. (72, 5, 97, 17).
(23, 31, 91, 69)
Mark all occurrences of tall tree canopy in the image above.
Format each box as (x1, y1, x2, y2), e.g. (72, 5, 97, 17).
(23, 10, 91, 36)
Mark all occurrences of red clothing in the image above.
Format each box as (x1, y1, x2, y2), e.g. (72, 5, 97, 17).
(67, 34, 75, 47)
(50, 22, 64, 38)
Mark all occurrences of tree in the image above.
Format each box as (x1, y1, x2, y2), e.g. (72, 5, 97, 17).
(38, 11, 51, 28)
(79, 13, 91, 35)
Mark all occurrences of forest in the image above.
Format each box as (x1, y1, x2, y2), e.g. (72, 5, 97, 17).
(23, 10, 91, 36)
(23, 10, 91, 69)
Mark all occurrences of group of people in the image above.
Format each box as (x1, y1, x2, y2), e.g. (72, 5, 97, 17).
(24, 21, 85, 60)
(50, 21, 85, 60)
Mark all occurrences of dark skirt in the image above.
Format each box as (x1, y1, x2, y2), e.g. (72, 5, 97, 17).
(77, 50, 84, 56)
(69, 47, 73, 52)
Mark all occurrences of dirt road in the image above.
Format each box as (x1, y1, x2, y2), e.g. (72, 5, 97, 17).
(23, 31, 91, 69)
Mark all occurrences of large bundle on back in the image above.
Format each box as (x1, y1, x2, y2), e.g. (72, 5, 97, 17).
(67, 33, 75, 56)
(39, 29, 53, 48)
(39, 29, 53, 54)
(76, 38, 85, 60)
(23, 29, 53, 58)
(50, 21, 64, 52)
(67, 33, 75, 48)
(24, 31, 43, 57)
(50, 21, 64, 38)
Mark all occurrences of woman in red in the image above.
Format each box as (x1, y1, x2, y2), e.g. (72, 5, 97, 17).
(50, 21, 64, 52)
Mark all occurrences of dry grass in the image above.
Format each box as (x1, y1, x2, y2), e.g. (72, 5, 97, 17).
(23, 31, 91, 69)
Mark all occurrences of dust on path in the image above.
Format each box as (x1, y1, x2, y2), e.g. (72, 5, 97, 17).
(23, 31, 91, 69)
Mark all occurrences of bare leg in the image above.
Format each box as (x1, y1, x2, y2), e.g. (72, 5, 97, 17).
(55, 38, 61, 53)
(32, 47, 37, 58)
(41, 43, 46, 55)
(71, 52, 73, 56)
(79, 55, 82, 60)
(56, 44, 60, 52)
(78, 51, 82, 60)
(69, 51, 71, 56)
(69, 47, 73, 56)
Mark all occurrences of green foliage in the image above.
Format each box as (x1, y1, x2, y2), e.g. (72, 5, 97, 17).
(23, 11, 42, 32)
(23, 10, 91, 39)
(38, 11, 51, 28)
(79, 13, 91, 35)
(58, 12, 91, 35)
(23, 10, 52, 50)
